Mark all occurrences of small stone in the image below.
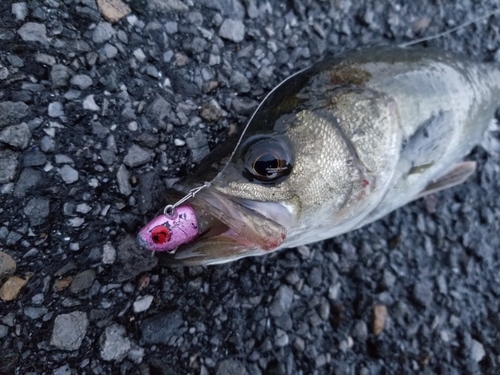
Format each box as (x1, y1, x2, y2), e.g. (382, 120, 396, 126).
(275, 329, 289, 347)
(40, 136, 55, 153)
(0, 67, 8, 80)
(31, 293, 44, 306)
(373, 305, 388, 335)
(146, 65, 159, 78)
(382, 269, 396, 289)
(132, 172, 158, 214)
(231, 97, 258, 115)
(319, 302, 330, 320)
(230, 71, 251, 93)
(127, 342, 145, 364)
(69, 269, 96, 293)
(165, 21, 178, 34)
(352, 320, 368, 341)
(92, 22, 115, 44)
(103, 43, 118, 59)
(471, 339, 485, 362)
(24, 306, 48, 319)
(70, 74, 93, 90)
(76, 203, 91, 214)
(0, 123, 31, 150)
(147, 96, 171, 121)
(116, 164, 132, 195)
(100, 324, 131, 361)
(17, 22, 48, 44)
(141, 311, 183, 344)
(56, 155, 74, 165)
(100, 149, 115, 165)
(174, 138, 185, 146)
(219, 19, 245, 43)
(24, 197, 50, 226)
(53, 365, 71, 375)
(22, 148, 46, 167)
(269, 285, 294, 317)
(51, 65, 74, 88)
(59, 165, 79, 184)
(133, 48, 146, 62)
(83, 95, 100, 111)
(133, 295, 154, 313)
(53, 277, 73, 292)
(48, 102, 65, 118)
(0, 150, 18, 184)
(0, 101, 29, 128)
(123, 144, 153, 168)
(7, 55, 24, 68)
(413, 281, 434, 307)
(102, 242, 116, 264)
(97, 0, 131, 23)
(307, 267, 322, 288)
(115, 235, 157, 282)
(0, 251, 16, 279)
(215, 359, 248, 375)
(200, 100, 223, 122)
(36, 53, 56, 66)
(146, 0, 188, 12)
(186, 130, 209, 163)
(0, 275, 29, 301)
(12, 3, 28, 21)
(50, 311, 88, 351)
(14, 168, 42, 197)
(0, 325, 8, 339)
(294, 337, 305, 352)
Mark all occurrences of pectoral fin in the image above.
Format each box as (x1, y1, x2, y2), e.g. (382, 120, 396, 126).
(418, 161, 476, 198)
(403, 110, 453, 172)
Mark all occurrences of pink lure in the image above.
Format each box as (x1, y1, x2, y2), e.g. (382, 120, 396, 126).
(137, 205, 199, 252)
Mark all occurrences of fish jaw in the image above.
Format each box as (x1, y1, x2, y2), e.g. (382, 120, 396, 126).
(157, 186, 293, 265)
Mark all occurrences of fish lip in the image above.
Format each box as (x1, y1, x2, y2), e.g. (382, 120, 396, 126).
(164, 185, 290, 263)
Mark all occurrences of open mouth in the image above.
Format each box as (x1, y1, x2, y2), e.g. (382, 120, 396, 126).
(137, 186, 289, 265)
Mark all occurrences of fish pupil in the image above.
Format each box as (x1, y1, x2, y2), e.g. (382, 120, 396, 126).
(241, 137, 293, 184)
(151, 225, 171, 244)
(254, 154, 280, 177)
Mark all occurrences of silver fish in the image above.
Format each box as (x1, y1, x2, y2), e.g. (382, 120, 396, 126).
(148, 47, 500, 265)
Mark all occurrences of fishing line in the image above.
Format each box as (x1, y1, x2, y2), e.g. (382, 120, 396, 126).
(398, 8, 500, 48)
(164, 7, 500, 217)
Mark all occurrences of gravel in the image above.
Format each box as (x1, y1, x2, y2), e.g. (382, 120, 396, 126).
(99, 324, 131, 361)
(1, 1, 500, 374)
(50, 311, 89, 351)
(17, 22, 48, 44)
(0, 101, 29, 128)
(140, 311, 184, 344)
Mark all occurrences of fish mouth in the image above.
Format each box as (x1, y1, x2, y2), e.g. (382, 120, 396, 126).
(156, 186, 291, 266)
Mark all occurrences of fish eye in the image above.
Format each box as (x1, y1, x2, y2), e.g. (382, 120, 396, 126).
(241, 138, 293, 183)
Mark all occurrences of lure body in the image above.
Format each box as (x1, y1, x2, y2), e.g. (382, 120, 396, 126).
(137, 205, 199, 252)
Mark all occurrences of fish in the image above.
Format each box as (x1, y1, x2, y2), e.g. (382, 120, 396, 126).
(137, 47, 500, 266)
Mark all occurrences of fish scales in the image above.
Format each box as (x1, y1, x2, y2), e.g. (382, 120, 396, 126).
(138, 47, 500, 265)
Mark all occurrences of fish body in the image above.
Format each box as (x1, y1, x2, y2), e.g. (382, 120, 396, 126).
(139, 47, 500, 265)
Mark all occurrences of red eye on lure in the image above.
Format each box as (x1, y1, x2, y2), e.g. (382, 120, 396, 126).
(151, 225, 171, 244)
(137, 205, 199, 253)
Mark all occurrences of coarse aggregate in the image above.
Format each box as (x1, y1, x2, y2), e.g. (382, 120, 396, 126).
(1, 0, 500, 374)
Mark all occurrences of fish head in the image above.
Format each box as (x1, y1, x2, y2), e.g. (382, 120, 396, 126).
(154, 59, 401, 265)
(160, 113, 389, 265)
